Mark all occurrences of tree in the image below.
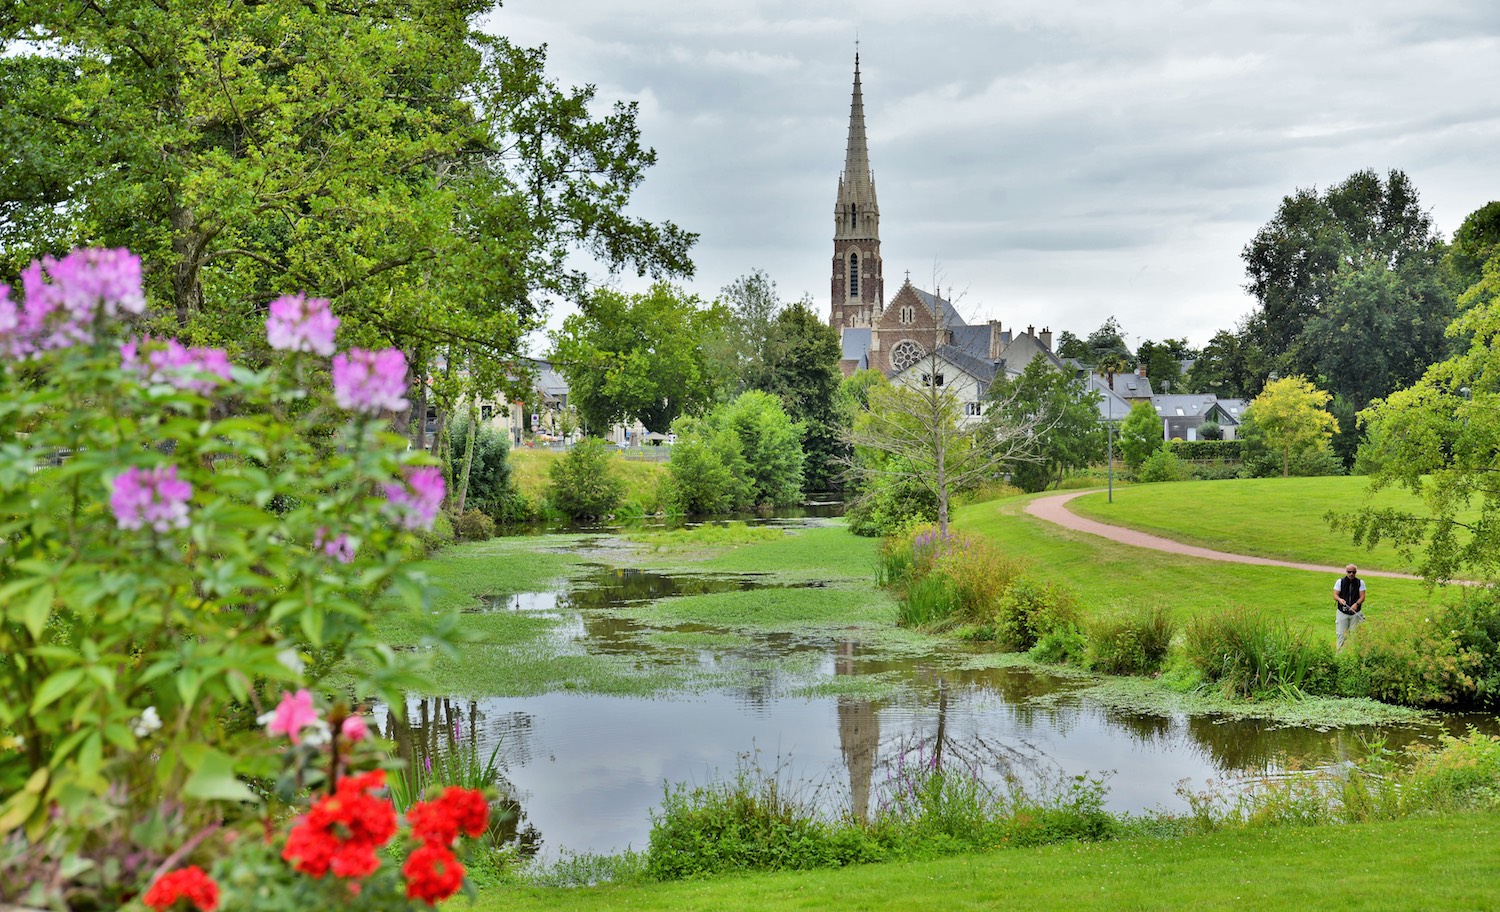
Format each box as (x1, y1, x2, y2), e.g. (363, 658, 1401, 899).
(1446, 201, 1500, 294)
(1242, 169, 1454, 405)
(1119, 401, 1164, 470)
(756, 301, 846, 491)
(1344, 230, 1500, 582)
(0, 2, 695, 387)
(1183, 323, 1268, 399)
(846, 367, 1038, 536)
(986, 358, 1105, 492)
(550, 283, 728, 433)
(1245, 377, 1339, 477)
(667, 392, 804, 513)
(1055, 330, 1089, 362)
(1085, 316, 1134, 366)
(718, 270, 784, 392)
(1135, 338, 1193, 394)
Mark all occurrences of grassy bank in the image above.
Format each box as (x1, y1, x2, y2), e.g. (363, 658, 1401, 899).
(509, 447, 669, 516)
(472, 813, 1500, 911)
(1066, 476, 1475, 574)
(951, 494, 1455, 638)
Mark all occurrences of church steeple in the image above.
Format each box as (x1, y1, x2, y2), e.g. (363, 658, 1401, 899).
(830, 52, 883, 329)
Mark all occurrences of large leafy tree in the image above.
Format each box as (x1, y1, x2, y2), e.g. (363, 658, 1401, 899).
(1345, 205, 1500, 583)
(0, 1, 694, 380)
(1119, 401, 1164, 470)
(1135, 338, 1193, 394)
(986, 358, 1105, 492)
(550, 283, 727, 433)
(1242, 169, 1454, 407)
(756, 301, 846, 491)
(1245, 376, 1339, 478)
(1184, 323, 1268, 399)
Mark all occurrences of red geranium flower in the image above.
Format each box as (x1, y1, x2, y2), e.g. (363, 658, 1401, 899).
(407, 787, 489, 845)
(402, 841, 466, 904)
(282, 768, 398, 879)
(141, 866, 219, 912)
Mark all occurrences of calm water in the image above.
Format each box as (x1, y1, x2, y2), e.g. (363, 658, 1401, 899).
(377, 521, 1500, 862)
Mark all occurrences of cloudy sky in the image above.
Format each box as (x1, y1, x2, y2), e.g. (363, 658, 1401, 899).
(485, 1, 1500, 351)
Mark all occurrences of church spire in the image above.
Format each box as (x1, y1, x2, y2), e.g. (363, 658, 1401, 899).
(830, 51, 883, 329)
(835, 52, 878, 241)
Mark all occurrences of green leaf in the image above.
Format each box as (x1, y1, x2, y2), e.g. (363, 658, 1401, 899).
(31, 667, 86, 714)
(182, 749, 256, 803)
(17, 583, 55, 639)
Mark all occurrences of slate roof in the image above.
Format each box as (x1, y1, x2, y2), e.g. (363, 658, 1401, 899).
(935, 344, 999, 385)
(950, 324, 992, 360)
(841, 327, 872, 368)
(913, 286, 966, 329)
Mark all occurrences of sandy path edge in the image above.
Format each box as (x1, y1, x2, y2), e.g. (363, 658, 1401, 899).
(1023, 490, 1425, 581)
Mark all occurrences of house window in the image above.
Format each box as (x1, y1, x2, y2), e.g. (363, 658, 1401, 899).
(966, 402, 983, 417)
(480, 405, 493, 421)
(849, 253, 859, 298)
(935, 373, 944, 387)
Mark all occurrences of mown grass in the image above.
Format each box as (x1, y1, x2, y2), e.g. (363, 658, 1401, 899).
(627, 585, 895, 632)
(951, 495, 1458, 640)
(625, 522, 786, 551)
(1065, 476, 1476, 574)
(687, 524, 881, 579)
(472, 813, 1500, 911)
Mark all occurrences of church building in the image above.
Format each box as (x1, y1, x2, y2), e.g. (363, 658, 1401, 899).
(829, 55, 1058, 392)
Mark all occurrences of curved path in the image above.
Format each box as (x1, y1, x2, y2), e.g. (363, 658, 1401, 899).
(1024, 490, 1425, 581)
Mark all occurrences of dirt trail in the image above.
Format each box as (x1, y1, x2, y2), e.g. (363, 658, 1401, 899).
(1023, 490, 1425, 581)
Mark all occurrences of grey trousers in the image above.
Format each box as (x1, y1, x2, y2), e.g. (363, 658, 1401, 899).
(1336, 609, 1364, 649)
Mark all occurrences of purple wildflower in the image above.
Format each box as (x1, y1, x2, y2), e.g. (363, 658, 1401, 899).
(265, 294, 338, 356)
(383, 466, 445, 531)
(5, 248, 145, 356)
(314, 527, 357, 564)
(110, 465, 193, 533)
(120, 336, 232, 395)
(331, 348, 409, 415)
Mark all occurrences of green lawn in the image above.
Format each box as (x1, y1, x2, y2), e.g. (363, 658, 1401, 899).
(1064, 476, 1468, 575)
(952, 492, 1459, 637)
(470, 813, 1500, 911)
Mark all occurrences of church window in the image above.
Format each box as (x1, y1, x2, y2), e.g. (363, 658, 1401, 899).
(899, 305, 914, 324)
(891, 340, 925, 372)
(849, 253, 859, 298)
(850, 203, 857, 229)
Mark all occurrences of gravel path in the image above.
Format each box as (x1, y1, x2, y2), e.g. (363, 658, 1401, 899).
(1024, 490, 1425, 581)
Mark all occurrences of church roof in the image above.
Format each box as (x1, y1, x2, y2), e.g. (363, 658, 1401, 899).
(911, 286, 967, 328)
(841, 327, 872, 368)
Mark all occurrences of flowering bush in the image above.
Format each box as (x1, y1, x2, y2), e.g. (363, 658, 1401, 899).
(0, 248, 453, 907)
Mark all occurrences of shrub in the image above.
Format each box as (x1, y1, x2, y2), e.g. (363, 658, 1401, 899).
(1340, 614, 1484, 707)
(1119, 400, 1164, 469)
(450, 415, 517, 520)
(1189, 459, 1243, 481)
(546, 438, 625, 519)
(1137, 447, 1192, 483)
(879, 526, 1032, 633)
(1028, 624, 1088, 665)
(846, 472, 937, 537)
(992, 575, 1080, 650)
(453, 508, 496, 541)
(1171, 439, 1242, 460)
(664, 435, 740, 515)
(1085, 605, 1176, 675)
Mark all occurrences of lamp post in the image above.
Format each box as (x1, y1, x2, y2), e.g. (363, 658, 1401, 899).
(1107, 392, 1114, 503)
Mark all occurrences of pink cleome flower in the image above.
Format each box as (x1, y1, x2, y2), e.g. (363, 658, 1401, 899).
(110, 465, 193, 533)
(121, 336, 233, 395)
(266, 293, 339, 356)
(314, 527, 357, 564)
(3, 248, 145, 356)
(383, 466, 445, 532)
(332, 348, 409, 415)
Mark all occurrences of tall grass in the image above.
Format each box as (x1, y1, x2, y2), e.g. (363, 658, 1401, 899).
(1182, 606, 1335, 699)
(1084, 604, 1176, 675)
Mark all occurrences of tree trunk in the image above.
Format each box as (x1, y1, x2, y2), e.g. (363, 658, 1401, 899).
(455, 403, 478, 513)
(169, 205, 205, 329)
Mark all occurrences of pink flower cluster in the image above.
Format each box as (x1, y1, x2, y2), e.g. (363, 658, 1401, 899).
(383, 466, 445, 531)
(314, 528, 357, 564)
(1, 248, 144, 357)
(266, 294, 339, 356)
(121, 336, 232, 395)
(110, 465, 193, 533)
(332, 348, 409, 415)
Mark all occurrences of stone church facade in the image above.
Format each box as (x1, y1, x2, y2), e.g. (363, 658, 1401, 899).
(829, 55, 1055, 385)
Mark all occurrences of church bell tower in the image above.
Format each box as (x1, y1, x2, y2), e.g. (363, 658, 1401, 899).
(830, 53, 883, 329)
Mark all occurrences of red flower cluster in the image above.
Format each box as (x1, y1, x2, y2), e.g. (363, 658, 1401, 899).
(141, 865, 219, 912)
(402, 787, 489, 905)
(282, 769, 398, 879)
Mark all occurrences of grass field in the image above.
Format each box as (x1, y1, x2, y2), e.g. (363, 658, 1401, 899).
(1065, 476, 1468, 574)
(952, 492, 1461, 638)
(509, 447, 668, 512)
(473, 813, 1500, 911)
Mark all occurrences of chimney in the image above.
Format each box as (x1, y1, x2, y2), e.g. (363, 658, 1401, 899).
(1138, 365, 1148, 377)
(988, 319, 1002, 360)
(1026, 324, 1035, 337)
(1039, 327, 1052, 351)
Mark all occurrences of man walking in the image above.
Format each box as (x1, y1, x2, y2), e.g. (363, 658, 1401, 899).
(1335, 564, 1366, 650)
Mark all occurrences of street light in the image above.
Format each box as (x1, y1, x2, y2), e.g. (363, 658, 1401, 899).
(1107, 391, 1113, 503)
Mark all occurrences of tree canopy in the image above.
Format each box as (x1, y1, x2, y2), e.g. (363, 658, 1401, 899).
(986, 359, 1105, 492)
(1242, 169, 1454, 409)
(0, 1, 695, 387)
(550, 283, 727, 433)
